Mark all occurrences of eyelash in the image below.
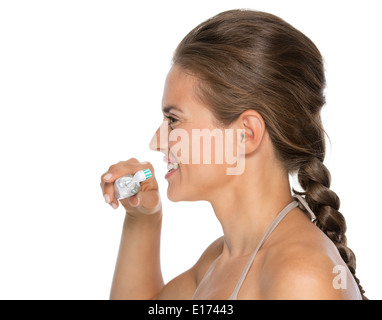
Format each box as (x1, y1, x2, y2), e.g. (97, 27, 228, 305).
(165, 116, 178, 129)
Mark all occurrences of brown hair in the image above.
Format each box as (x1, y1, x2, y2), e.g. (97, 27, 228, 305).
(173, 9, 366, 299)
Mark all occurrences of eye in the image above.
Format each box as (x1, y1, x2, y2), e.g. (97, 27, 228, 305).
(165, 116, 178, 129)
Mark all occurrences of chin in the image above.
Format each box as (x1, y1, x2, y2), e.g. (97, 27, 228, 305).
(167, 185, 204, 202)
(167, 190, 181, 202)
(167, 188, 189, 202)
(166, 184, 182, 202)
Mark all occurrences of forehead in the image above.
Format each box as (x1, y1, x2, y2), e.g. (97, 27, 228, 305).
(162, 65, 200, 112)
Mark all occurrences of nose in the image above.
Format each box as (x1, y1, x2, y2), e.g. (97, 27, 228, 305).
(149, 120, 169, 155)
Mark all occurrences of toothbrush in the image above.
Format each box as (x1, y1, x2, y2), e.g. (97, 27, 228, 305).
(114, 168, 152, 200)
(131, 168, 152, 183)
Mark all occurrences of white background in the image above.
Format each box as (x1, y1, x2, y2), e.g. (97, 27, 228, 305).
(0, 0, 381, 299)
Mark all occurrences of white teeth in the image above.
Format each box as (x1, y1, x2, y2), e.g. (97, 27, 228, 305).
(167, 163, 179, 171)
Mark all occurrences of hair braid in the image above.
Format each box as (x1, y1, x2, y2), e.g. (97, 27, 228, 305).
(294, 158, 367, 299)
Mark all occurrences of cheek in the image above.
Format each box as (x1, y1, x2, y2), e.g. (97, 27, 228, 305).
(185, 163, 228, 194)
(166, 125, 241, 200)
(168, 129, 191, 164)
(167, 163, 227, 201)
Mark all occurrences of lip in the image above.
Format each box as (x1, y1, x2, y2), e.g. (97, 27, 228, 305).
(165, 168, 178, 180)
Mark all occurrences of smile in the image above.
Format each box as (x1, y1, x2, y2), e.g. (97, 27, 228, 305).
(167, 162, 179, 172)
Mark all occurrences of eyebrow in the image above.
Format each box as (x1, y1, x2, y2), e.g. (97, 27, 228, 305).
(162, 106, 184, 114)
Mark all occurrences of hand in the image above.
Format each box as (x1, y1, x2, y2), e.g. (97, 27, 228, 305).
(100, 158, 161, 216)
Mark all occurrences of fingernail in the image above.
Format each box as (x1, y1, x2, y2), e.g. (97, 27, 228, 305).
(104, 173, 112, 181)
(136, 195, 141, 206)
(111, 202, 118, 209)
(104, 194, 111, 203)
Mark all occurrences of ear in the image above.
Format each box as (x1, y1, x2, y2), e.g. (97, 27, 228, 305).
(237, 109, 266, 155)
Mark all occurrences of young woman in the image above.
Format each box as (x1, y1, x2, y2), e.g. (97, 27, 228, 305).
(100, 9, 366, 300)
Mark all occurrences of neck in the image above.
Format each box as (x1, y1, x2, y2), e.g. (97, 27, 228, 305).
(209, 158, 293, 258)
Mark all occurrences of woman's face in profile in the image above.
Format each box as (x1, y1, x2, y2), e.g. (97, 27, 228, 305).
(150, 65, 243, 202)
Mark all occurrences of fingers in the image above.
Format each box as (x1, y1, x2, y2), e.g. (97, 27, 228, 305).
(103, 179, 119, 209)
(101, 158, 141, 184)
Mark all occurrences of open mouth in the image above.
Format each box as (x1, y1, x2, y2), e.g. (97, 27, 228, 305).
(167, 162, 179, 173)
(165, 162, 179, 180)
(164, 155, 179, 180)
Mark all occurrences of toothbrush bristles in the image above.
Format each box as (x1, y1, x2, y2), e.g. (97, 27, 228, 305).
(143, 168, 152, 179)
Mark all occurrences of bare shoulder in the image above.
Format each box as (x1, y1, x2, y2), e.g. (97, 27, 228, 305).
(261, 245, 344, 299)
(260, 217, 361, 300)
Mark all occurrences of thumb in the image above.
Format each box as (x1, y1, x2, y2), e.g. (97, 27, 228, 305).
(128, 194, 141, 207)
(136, 190, 161, 215)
